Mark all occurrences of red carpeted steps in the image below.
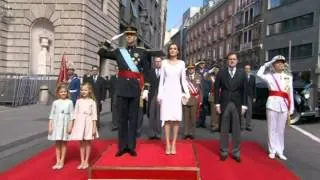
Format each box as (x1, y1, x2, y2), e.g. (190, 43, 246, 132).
(90, 141, 200, 179)
(0, 140, 299, 180)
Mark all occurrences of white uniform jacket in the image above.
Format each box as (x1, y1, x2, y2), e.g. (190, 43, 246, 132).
(257, 65, 294, 114)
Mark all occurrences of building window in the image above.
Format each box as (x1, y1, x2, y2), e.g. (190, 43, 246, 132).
(220, 25, 224, 38)
(243, 29, 252, 43)
(268, 13, 314, 36)
(268, 43, 313, 60)
(213, 29, 217, 40)
(214, 15, 218, 24)
(227, 21, 232, 35)
(268, 0, 299, 9)
(220, 9, 225, 21)
(228, 4, 233, 16)
(219, 43, 224, 59)
(209, 19, 212, 27)
(212, 48, 216, 60)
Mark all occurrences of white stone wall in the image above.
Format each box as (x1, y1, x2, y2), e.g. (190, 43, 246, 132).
(83, 0, 119, 77)
(0, 0, 8, 72)
(2, 0, 119, 77)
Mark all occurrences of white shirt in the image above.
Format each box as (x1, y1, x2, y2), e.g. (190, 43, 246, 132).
(256, 65, 294, 114)
(228, 67, 236, 78)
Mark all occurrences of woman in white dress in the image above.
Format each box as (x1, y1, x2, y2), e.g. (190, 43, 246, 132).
(157, 43, 190, 155)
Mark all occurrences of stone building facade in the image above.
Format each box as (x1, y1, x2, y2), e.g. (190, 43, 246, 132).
(233, 0, 264, 68)
(119, 0, 167, 49)
(186, 0, 234, 67)
(0, 0, 119, 77)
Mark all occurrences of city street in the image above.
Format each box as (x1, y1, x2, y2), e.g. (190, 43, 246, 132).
(0, 102, 320, 179)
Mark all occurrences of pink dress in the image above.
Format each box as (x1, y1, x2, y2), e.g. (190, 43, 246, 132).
(70, 98, 99, 140)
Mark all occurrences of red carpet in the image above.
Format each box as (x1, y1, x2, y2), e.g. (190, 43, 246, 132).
(91, 141, 199, 179)
(0, 140, 299, 180)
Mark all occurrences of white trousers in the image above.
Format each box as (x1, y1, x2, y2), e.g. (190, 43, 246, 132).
(266, 109, 288, 155)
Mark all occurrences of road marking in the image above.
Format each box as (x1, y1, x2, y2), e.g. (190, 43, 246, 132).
(290, 125, 320, 144)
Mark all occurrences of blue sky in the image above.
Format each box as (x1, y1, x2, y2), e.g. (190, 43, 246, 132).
(166, 0, 202, 30)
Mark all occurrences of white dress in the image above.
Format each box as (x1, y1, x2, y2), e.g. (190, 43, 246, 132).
(157, 59, 189, 126)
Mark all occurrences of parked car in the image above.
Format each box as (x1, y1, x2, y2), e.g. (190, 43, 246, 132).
(252, 73, 315, 124)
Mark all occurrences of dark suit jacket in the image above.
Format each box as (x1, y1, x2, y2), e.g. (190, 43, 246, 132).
(83, 74, 91, 84)
(247, 74, 256, 98)
(148, 68, 161, 99)
(98, 46, 153, 98)
(214, 67, 248, 114)
(88, 76, 106, 102)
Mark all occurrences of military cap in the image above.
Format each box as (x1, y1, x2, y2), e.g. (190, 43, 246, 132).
(187, 63, 195, 69)
(124, 26, 137, 34)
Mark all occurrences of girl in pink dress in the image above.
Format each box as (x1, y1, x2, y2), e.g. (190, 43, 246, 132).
(70, 83, 99, 169)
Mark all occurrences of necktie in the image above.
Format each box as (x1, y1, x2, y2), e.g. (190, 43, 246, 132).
(230, 69, 234, 78)
(156, 69, 160, 78)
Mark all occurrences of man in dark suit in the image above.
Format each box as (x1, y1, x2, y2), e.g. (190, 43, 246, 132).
(243, 64, 256, 131)
(214, 53, 248, 163)
(98, 26, 162, 157)
(88, 65, 106, 129)
(105, 76, 111, 98)
(110, 69, 118, 131)
(147, 57, 162, 140)
(83, 69, 91, 84)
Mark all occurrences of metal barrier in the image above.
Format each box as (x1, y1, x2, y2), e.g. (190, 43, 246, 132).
(0, 73, 58, 106)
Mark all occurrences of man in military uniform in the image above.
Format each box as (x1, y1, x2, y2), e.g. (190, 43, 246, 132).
(256, 55, 294, 160)
(67, 67, 80, 106)
(183, 63, 202, 139)
(196, 60, 210, 128)
(98, 26, 162, 157)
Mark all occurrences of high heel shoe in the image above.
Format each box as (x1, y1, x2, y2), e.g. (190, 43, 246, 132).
(171, 145, 176, 155)
(165, 146, 171, 155)
(77, 164, 83, 169)
(56, 163, 64, 170)
(52, 163, 59, 170)
(82, 163, 89, 169)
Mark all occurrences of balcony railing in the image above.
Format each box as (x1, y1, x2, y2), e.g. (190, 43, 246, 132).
(240, 42, 253, 51)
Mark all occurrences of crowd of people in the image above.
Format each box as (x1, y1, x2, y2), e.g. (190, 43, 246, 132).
(47, 26, 294, 170)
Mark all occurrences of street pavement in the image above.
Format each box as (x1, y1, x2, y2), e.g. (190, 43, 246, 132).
(0, 102, 320, 179)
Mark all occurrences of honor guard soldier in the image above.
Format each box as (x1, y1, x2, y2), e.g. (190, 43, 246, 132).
(257, 55, 294, 160)
(98, 26, 163, 157)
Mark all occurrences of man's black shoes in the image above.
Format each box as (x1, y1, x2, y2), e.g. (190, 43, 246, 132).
(220, 155, 227, 161)
(128, 150, 137, 157)
(115, 149, 137, 157)
(115, 150, 126, 157)
(232, 156, 241, 163)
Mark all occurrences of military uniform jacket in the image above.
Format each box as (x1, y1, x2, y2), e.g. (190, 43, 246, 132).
(185, 72, 202, 106)
(98, 46, 152, 98)
(257, 65, 294, 114)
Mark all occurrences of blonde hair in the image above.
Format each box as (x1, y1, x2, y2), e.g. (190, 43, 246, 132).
(80, 82, 96, 100)
(55, 84, 69, 99)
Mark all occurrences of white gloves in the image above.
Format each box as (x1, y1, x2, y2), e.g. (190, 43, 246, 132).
(215, 105, 221, 114)
(241, 106, 248, 115)
(142, 90, 148, 101)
